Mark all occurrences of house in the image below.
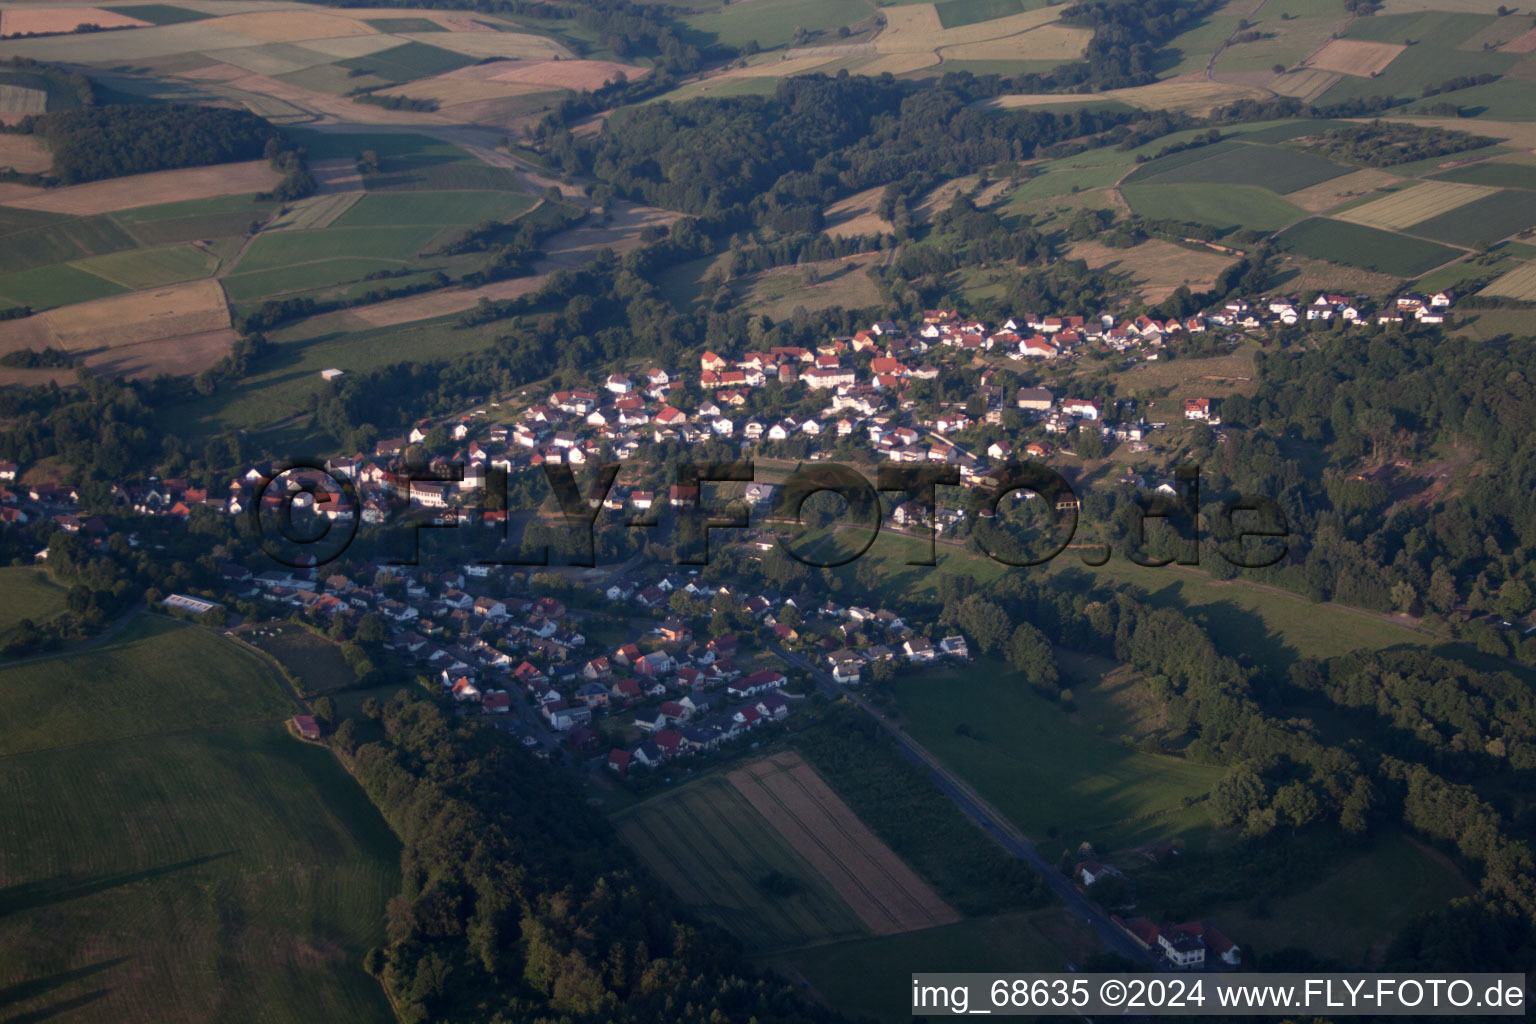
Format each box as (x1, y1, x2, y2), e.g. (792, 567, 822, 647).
(1158, 927, 1206, 969)
(657, 618, 692, 644)
(607, 748, 633, 773)
(634, 708, 668, 732)
(903, 637, 935, 662)
(583, 656, 612, 680)
(574, 681, 611, 707)
(636, 651, 675, 677)
(1184, 398, 1212, 421)
(1016, 386, 1055, 412)
(727, 668, 786, 698)
(1075, 860, 1121, 887)
(938, 635, 969, 659)
(545, 701, 592, 731)
(611, 678, 642, 702)
(291, 715, 321, 740)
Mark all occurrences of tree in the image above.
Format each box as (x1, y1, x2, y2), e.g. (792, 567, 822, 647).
(1074, 425, 1104, 460)
(958, 594, 1011, 655)
(1210, 764, 1267, 828)
(312, 695, 335, 725)
(1007, 622, 1059, 691)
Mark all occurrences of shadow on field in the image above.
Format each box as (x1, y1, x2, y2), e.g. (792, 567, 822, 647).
(0, 959, 127, 1013)
(0, 852, 235, 918)
(1, 987, 111, 1023)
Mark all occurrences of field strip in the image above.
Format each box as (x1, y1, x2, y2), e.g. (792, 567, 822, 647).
(936, 24, 1092, 63)
(0, 84, 46, 115)
(877, 4, 1061, 54)
(1335, 180, 1497, 230)
(0, 160, 281, 216)
(267, 190, 362, 231)
(1302, 38, 1405, 77)
(1478, 260, 1536, 299)
(728, 751, 958, 935)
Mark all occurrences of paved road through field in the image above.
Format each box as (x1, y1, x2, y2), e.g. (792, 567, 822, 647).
(770, 641, 1161, 968)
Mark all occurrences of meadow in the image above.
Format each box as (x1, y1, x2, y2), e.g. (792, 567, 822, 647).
(1120, 183, 1305, 233)
(0, 616, 399, 1024)
(1122, 140, 1350, 194)
(1433, 160, 1536, 190)
(681, 0, 874, 49)
(1275, 217, 1462, 276)
(1407, 188, 1536, 247)
(0, 262, 125, 309)
(891, 658, 1227, 851)
(0, 565, 68, 645)
(611, 773, 870, 952)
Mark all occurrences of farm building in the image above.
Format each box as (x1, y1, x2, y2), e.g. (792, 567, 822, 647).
(320, 368, 345, 381)
(291, 715, 321, 741)
(163, 593, 221, 616)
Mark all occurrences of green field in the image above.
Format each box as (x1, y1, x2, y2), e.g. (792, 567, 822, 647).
(1125, 141, 1350, 193)
(0, 262, 125, 309)
(0, 215, 138, 275)
(221, 257, 419, 301)
(101, 3, 210, 23)
(764, 908, 1098, 1024)
(0, 566, 68, 646)
(935, 0, 1027, 29)
(234, 225, 440, 274)
(1121, 182, 1306, 232)
(363, 16, 446, 32)
(611, 774, 869, 952)
(71, 242, 221, 289)
(682, 0, 874, 49)
(331, 190, 537, 228)
(1432, 159, 1536, 190)
(1276, 217, 1462, 276)
(1323, 13, 1518, 105)
(1207, 830, 1471, 966)
(336, 40, 476, 83)
(893, 658, 1225, 851)
(1407, 189, 1536, 247)
(0, 616, 399, 1024)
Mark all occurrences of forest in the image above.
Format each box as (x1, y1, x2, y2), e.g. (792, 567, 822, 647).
(13, 103, 281, 184)
(1295, 120, 1496, 168)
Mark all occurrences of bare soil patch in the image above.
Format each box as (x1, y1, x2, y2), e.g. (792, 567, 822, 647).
(1304, 38, 1405, 77)
(728, 751, 959, 935)
(0, 160, 280, 215)
(330, 272, 548, 328)
(0, 7, 148, 35)
(45, 278, 230, 349)
(824, 184, 895, 239)
(1502, 26, 1536, 52)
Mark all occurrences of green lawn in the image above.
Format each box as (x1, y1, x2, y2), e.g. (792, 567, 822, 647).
(893, 657, 1226, 851)
(611, 774, 869, 952)
(1121, 182, 1306, 232)
(0, 615, 399, 1024)
(0, 566, 68, 645)
(1276, 217, 1463, 276)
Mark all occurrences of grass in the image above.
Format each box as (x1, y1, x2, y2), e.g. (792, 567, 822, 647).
(892, 658, 1225, 851)
(1207, 830, 1471, 966)
(1407, 188, 1536, 247)
(222, 257, 422, 302)
(0, 216, 138, 275)
(1322, 15, 1517, 104)
(1124, 141, 1351, 193)
(101, 3, 210, 24)
(0, 566, 68, 645)
(1275, 217, 1462, 276)
(363, 16, 446, 32)
(611, 773, 868, 953)
(0, 615, 398, 1024)
(682, 0, 875, 49)
(1432, 160, 1536, 190)
(1120, 183, 1306, 233)
(0, 263, 126, 309)
(762, 907, 1099, 1024)
(71, 242, 220, 289)
(331, 190, 537, 228)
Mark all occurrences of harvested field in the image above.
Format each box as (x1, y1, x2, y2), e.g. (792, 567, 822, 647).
(0, 6, 149, 34)
(728, 752, 959, 936)
(613, 775, 869, 953)
(990, 75, 1269, 115)
(0, 82, 44, 113)
(876, 3, 1060, 53)
(1068, 238, 1238, 303)
(202, 9, 377, 41)
(1502, 26, 1536, 52)
(212, 41, 339, 75)
(85, 324, 236, 377)
(1337, 180, 1495, 230)
(267, 190, 363, 230)
(0, 21, 254, 60)
(479, 58, 648, 90)
(0, 131, 48, 171)
(0, 160, 281, 215)
(1272, 67, 1342, 102)
(856, 51, 940, 75)
(318, 272, 548, 328)
(399, 29, 570, 59)
(384, 73, 548, 107)
(294, 31, 400, 58)
(1285, 167, 1404, 212)
(1304, 38, 1405, 76)
(45, 277, 228, 346)
(936, 24, 1091, 62)
(824, 183, 895, 239)
(1478, 260, 1536, 299)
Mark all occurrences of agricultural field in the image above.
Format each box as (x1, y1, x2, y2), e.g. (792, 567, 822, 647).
(1276, 217, 1463, 276)
(0, 615, 399, 1024)
(1334, 179, 1496, 230)
(1432, 159, 1536, 190)
(1122, 140, 1351, 194)
(71, 241, 221, 288)
(892, 659, 1226, 852)
(1407, 188, 1536, 246)
(0, 160, 281, 216)
(1066, 238, 1238, 303)
(681, 0, 876, 50)
(1479, 260, 1536, 299)
(612, 772, 871, 952)
(0, 262, 125, 308)
(1121, 183, 1305, 232)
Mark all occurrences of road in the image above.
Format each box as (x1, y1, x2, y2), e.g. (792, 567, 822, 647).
(771, 641, 1160, 968)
